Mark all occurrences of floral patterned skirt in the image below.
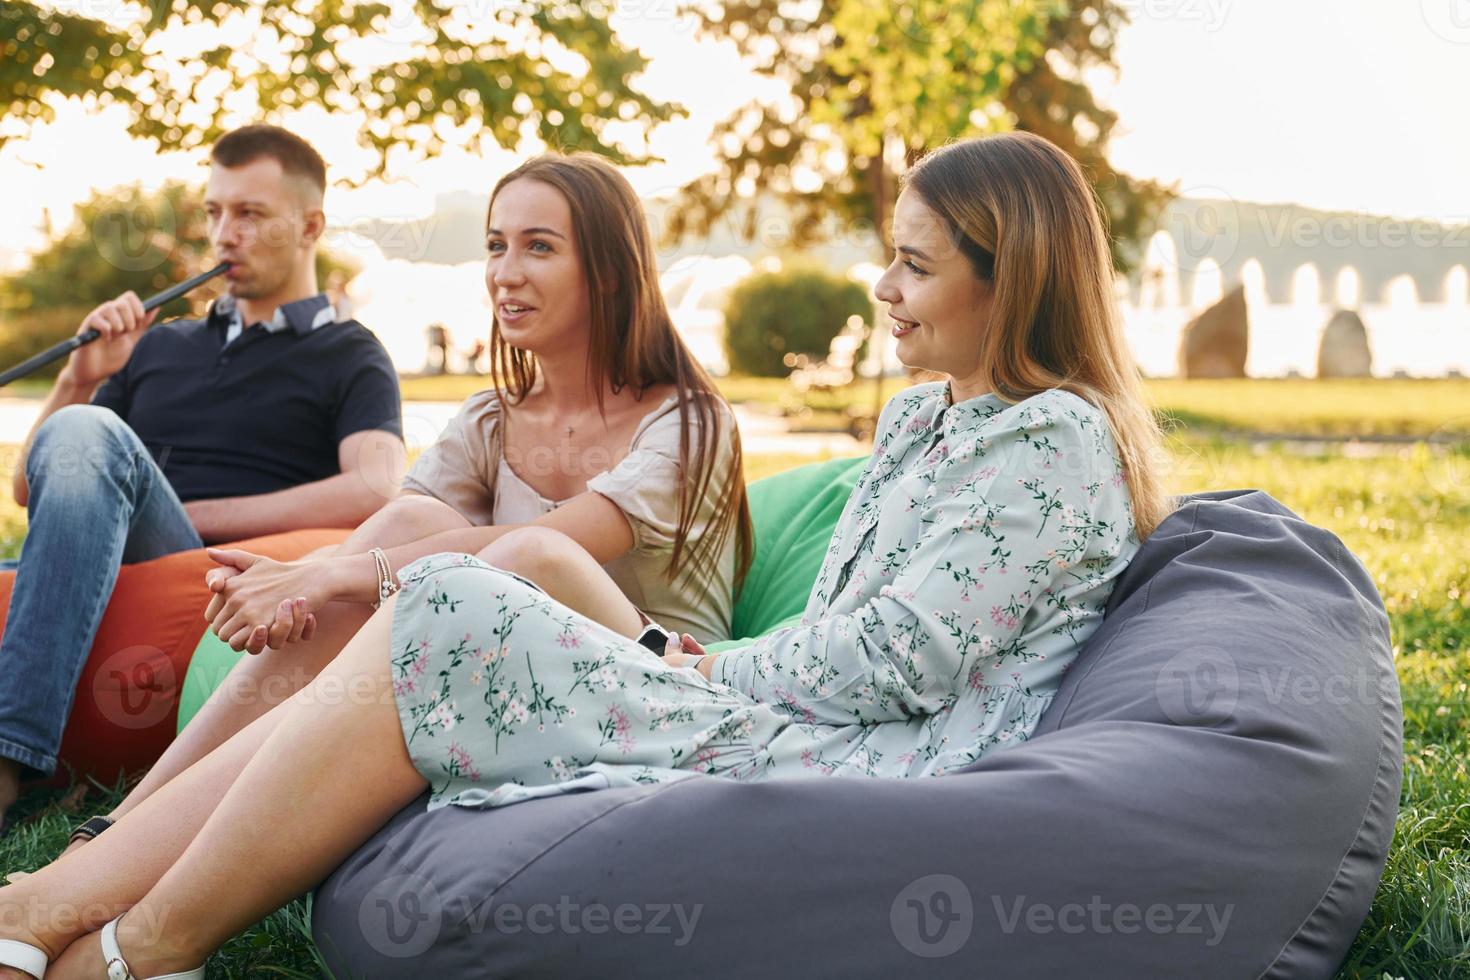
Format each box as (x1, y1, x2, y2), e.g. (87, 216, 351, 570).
(389, 553, 860, 811)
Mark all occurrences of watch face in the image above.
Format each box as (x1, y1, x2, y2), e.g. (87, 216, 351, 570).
(636, 625, 670, 654)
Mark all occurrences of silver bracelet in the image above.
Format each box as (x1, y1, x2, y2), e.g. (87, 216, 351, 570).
(369, 547, 400, 609)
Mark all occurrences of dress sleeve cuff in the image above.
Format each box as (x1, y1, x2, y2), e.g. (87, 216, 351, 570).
(711, 647, 752, 695)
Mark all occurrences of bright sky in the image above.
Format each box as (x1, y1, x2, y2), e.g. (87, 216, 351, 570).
(1, 0, 1467, 271)
(1088, 0, 1470, 220)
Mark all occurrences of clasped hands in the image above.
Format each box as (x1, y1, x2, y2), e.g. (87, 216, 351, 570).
(203, 548, 332, 655)
(203, 547, 723, 675)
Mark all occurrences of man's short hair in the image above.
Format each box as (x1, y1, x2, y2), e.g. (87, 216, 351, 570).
(211, 124, 327, 198)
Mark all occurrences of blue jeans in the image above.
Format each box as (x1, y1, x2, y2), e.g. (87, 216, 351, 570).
(0, 405, 202, 779)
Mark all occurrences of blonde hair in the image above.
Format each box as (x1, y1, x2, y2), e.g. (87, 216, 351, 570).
(904, 132, 1174, 539)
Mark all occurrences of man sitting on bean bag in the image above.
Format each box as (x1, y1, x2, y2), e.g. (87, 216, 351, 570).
(0, 124, 406, 829)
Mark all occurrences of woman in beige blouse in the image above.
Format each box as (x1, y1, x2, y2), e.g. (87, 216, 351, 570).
(55, 153, 752, 856)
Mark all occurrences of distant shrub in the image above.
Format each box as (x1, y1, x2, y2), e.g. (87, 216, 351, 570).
(722, 262, 872, 377)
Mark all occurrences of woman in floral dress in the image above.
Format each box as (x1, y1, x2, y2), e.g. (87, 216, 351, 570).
(0, 131, 1175, 979)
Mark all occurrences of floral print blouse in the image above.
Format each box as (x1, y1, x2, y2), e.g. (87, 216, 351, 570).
(711, 382, 1139, 774)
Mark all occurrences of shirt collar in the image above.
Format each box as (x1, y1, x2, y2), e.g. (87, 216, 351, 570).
(210, 292, 338, 340)
(931, 383, 1006, 441)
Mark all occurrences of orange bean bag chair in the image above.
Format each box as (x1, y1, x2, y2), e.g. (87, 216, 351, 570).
(0, 528, 352, 786)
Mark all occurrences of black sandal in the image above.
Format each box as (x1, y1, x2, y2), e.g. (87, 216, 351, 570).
(69, 813, 115, 845)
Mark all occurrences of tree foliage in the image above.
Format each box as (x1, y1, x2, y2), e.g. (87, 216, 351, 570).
(671, 0, 1172, 272)
(723, 261, 872, 377)
(1005, 0, 1173, 272)
(4, 183, 211, 318)
(0, 0, 679, 171)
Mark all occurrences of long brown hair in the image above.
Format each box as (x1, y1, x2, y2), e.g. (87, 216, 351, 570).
(904, 132, 1174, 539)
(486, 153, 753, 588)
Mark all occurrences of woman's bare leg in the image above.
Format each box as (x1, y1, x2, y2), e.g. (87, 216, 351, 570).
(20, 528, 637, 928)
(0, 537, 647, 977)
(28, 599, 423, 979)
(0, 694, 288, 977)
(110, 599, 375, 823)
(119, 526, 640, 819)
(100, 496, 471, 824)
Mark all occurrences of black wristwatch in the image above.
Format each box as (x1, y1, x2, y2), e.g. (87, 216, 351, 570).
(636, 624, 671, 654)
(69, 814, 115, 845)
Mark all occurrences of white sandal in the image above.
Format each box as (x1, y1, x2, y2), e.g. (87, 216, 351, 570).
(0, 936, 47, 978)
(99, 916, 205, 980)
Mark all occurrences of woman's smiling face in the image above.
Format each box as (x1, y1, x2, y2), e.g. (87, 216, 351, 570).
(485, 178, 591, 354)
(874, 188, 995, 396)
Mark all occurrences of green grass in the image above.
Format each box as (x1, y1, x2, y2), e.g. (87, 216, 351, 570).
(1, 384, 1469, 975)
(0, 379, 51, 399)
(17, 370, 1470, 438)
(397, 373, 1470, 440)
(0, 780, 326, 977)
(14, 371, 1470, 438)
(1155, 433, 1470, 977)
(1146, 378, 1470, 439)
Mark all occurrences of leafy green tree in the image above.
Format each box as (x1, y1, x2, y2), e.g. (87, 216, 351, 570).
(0, 0, 678, 170)
(723, 261, 872, 377)
(1005, 0, 1173, 272)
(0, 182, 357, 379)
(669, 0, 1170, 272)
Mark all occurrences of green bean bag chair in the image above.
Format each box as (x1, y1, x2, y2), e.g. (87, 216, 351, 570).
(175, 456, 869, 732)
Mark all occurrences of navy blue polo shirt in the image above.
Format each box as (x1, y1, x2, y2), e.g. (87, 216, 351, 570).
(91, 293, 403, 502)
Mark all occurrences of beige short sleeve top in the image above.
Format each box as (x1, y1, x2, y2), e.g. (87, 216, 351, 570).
(401, 389, 738, 643)
(401, 389, 505, 525)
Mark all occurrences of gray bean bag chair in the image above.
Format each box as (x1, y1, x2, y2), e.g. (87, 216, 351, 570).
(311, 489, 1401, 979)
